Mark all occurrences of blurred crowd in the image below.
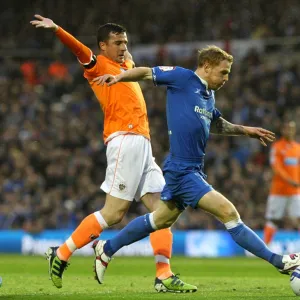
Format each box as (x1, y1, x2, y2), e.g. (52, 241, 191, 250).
(2, 0, 300, 50)
(0, 0, 300, 232)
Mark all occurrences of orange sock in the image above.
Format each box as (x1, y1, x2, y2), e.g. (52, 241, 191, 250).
(150, 228, 173, 279)
(57, 212, 108, 261)
(264, 222, 277, 245)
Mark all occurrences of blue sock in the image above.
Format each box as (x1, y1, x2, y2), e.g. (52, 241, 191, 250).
(104, 213, 155, 257)
(227, 222, 284, 269)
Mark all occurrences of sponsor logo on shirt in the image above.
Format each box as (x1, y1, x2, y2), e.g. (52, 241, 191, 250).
(194, 106, 212, 119)
(284, 157, 298, 165)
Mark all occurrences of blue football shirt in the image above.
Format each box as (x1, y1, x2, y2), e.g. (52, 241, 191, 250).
(152, 66, 221, 163)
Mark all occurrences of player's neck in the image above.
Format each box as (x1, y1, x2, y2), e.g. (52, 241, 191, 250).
(194, 69, 208, 89)
(283, 136, 294, 142)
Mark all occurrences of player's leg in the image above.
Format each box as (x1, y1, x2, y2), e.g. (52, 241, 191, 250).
(57, 195, 130, 259)
(94, 154, 204, 292)
(127, 139, 175, 282)
(136, 153, 175, 282)
(141, 192, 197, 293)
(141, 192, 173, 279)
(93, 200, 182, 284)
(137, 142, 197, 292)
(46, 194, 131, 288)
(93, 137, 184, 288)
(47, 135, 139, 288)
(263, 195, 287, 245)
(103, 200, 181, 256)
(287, 195, 300, 232)
(93, 135, 163, 284)
(197, 190, 300, 273)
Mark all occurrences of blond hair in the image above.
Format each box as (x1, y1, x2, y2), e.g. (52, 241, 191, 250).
(198, 45, 233, 67)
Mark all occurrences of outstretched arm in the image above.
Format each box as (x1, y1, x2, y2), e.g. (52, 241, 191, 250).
(92, 67, 153, 86)
(30, 15, 94, 66)
(210, 117, 276, 146)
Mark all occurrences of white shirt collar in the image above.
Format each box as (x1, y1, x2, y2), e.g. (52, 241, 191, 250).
(194, 72, 208, 89)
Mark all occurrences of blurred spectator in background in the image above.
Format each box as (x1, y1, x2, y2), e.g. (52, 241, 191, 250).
(264, 121, 300, 245)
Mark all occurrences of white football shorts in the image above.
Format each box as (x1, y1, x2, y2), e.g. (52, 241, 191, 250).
(265, 195, 300, 220)
(101, 134, 165, 201)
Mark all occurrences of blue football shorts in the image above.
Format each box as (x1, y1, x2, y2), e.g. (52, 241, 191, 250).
(161, 164, 213, 211)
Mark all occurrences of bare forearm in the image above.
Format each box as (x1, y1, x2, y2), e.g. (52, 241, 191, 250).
(117, 67, 152, 82)
(210, 117, 247, 136)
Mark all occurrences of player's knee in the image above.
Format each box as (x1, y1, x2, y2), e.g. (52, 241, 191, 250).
(100, 209, 126, 226)
(153, 201, 181, 229)
(155, 219, 173, 229)
(219, 204, 239, 223)
(111, 211, 126, 225)
(154, 214, 177, 229)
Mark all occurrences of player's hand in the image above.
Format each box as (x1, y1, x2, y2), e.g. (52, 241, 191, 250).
(30, 14, 58, 31)
(92, 75, 119, 86)
(244, 127, 276, 146)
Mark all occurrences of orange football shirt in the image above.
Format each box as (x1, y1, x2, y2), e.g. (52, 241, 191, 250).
(269, 138, 300, 195)
(55, 26, 150, 143)
(83, 55, 150, 142)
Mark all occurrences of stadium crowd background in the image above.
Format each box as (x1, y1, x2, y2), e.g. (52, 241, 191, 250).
(0, 0, 299, 232)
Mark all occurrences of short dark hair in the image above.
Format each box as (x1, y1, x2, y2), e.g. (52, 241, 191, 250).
(96, 23, 127, 47)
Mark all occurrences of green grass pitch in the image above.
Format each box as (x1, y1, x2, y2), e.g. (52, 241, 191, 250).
(0, 255, 297, 299)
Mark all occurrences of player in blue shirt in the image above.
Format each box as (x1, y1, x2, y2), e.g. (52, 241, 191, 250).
(92, 46, 300, 292)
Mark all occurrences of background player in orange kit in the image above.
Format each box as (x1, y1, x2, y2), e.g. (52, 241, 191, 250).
(30, 14, 197, 293)
(264, 120, 300, 245)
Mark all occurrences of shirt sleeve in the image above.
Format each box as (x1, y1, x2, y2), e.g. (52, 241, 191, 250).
(55, 27, 94, 66)
(212, 108, 222, 121)
(151, 66, 189, 89)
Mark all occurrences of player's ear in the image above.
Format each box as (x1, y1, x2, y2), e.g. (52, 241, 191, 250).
(99, 41, 106, 51)
(203, 62, 211, 74)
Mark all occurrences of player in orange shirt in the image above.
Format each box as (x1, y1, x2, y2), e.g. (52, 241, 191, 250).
(30, 15, 197, 293)
(264, 120, 300, 245)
